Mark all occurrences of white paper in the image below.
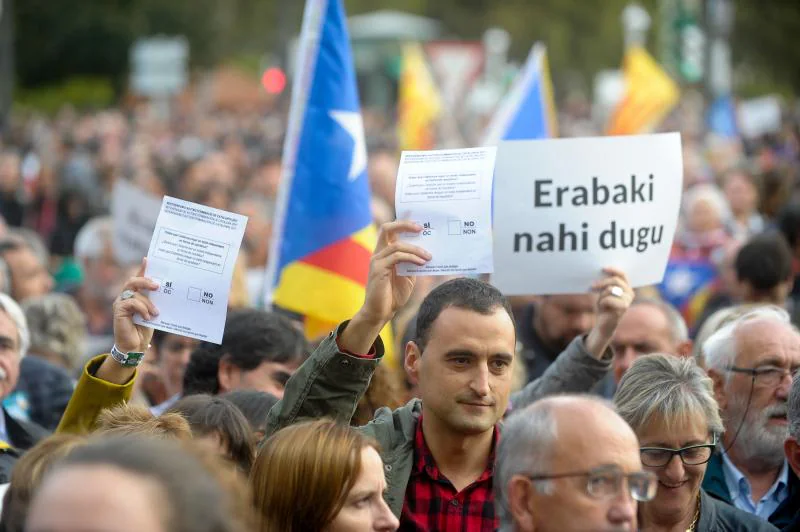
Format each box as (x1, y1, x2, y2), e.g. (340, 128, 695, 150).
(492, 133, 683, 295)
(134, 197, 248, 344)
(111, 179, 163, 265)
(738, 96, 782, 139)
(394, 147, 496, 276)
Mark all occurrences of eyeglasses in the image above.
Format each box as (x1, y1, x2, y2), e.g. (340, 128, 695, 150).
(725, 365, 799, 388)
(640, 440, 716, 468)
(526, 464, 657, 502)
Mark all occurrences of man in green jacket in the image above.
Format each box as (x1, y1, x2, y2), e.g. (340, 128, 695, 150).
(266, 220, 634, 530)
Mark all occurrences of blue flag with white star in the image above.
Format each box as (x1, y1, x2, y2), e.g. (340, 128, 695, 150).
(265, 0, 379, 334)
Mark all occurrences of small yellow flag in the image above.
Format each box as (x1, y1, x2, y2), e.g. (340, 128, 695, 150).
(607, 46, 680, 135)
(397, 43, 442, 150)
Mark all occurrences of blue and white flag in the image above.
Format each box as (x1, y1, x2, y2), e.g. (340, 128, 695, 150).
(264, 0, 392, 352)
(482, 43, 557, 145)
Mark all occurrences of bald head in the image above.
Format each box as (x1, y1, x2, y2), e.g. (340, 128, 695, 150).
(496, 395, 641, 532)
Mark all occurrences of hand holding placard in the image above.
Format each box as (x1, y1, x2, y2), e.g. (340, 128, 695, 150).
(394, 147, 496, 276)
(133, 197, 248, 344)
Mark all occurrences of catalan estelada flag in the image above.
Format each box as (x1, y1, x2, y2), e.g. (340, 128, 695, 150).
(482, 43, 557, 144)
(397, 42, 442, 151)
(265, 0, 393, 359)
(607, 46, 679, 135)
(658, 258, 718, 330)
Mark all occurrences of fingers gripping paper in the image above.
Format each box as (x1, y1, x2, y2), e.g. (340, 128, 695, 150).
(492, 133, 683, 295)
(395, 147, 496, 276)
(134, 197, 248, 343)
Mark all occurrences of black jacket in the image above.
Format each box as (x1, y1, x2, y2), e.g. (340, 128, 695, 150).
(0, 408, 49, 484)
(4, 407, 49, 451)
(697, 489, 778, 531)
(515, 304, 563, 381)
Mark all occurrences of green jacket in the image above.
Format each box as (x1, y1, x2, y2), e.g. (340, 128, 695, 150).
(266, 322, 613, 517)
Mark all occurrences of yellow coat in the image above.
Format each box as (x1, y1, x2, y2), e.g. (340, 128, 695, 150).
(56, 355, 135, 434)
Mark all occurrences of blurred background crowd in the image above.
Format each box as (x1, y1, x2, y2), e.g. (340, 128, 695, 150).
(0, 1, 796, 531)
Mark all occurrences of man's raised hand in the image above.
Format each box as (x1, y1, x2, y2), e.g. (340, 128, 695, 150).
(340, 221, 431, 354)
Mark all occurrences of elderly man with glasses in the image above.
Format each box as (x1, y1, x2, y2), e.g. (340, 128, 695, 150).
(615, 353, 776, 531)
(702, 306, 800, 529)
(495, 395, 656, 531)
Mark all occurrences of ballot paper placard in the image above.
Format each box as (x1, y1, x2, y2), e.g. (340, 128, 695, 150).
(395, 147, 496, 276)
(492, 133, 683, 295)
(133, 197, 248, 343)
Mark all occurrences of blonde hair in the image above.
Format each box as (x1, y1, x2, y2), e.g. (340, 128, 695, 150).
(0, 433, 87, 531)
(251, 419, 378, 532)
(95, 403, 192, 441)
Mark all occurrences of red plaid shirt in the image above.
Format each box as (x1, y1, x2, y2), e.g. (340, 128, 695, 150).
(400, 416, 498, 531)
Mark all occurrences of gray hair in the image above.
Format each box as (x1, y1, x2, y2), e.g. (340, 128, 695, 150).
(632, 296, 688, 344)
(703, 305, 791, 373)
(0, 293, 29, 357)
(22, 293, 86, 370)
(692, 304, 761, 365)
(790, 374, 800, 440)
(683, 183, 732, 224)
(495, 396, 615, 530)
(7, 228, 49, 266)
(495, 401, 557, 529)
(73, 216, 113, 261)
(614, 354, 724, 438)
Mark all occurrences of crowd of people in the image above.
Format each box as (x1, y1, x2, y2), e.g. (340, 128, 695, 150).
(0, 96, 796, 531)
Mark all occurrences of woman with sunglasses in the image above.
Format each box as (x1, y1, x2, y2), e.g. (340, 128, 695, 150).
(614, 354, 776, 531)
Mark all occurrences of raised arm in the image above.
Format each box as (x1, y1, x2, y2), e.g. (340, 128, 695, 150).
(511, 267, 633, 409)
(265, 221, 431, 437)
(58, 260, 159, 433)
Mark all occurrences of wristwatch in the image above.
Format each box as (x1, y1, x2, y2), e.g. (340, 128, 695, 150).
(110, 345, 145, 367)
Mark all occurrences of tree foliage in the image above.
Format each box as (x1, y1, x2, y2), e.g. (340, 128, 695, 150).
(12, 0, 800, 94)
(14, 0, 218, 92)
(732, 0, 800, 93)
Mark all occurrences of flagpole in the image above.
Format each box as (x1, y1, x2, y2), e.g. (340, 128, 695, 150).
(263, 0, 329, 309)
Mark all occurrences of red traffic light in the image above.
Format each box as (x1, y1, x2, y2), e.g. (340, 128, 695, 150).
(261, 67, 287, 94)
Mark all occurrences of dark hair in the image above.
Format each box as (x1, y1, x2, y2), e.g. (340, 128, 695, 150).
(735, 233, 793, 291)
(414, 278, 514, 351)
(168, 395, 255, 474)
(151, 329, 169, 349)
(182, 309, 309, 396)
(777, 202, 800, 249)
(38, 436, 250, 532)
(220, 390, 278, 434)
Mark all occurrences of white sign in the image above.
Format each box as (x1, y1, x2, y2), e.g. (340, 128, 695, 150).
(134, 197, 248, 343)
(492, 133, 683, 295)
(130, 37, 189, 97)
(738, 96, 782, 139)
(395, 147, 496, 276)
(111, 179, 163, 265)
